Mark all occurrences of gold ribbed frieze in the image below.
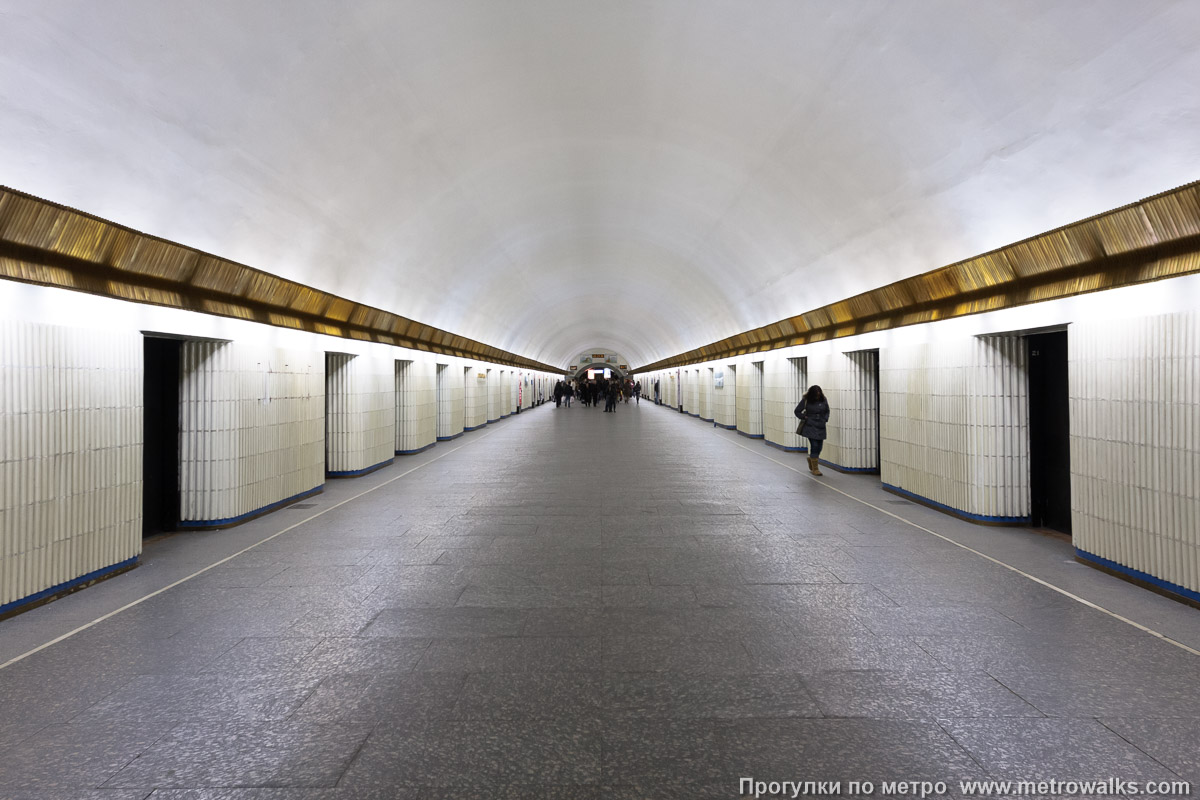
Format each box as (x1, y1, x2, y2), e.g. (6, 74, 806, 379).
(637, 180, 1200, 373)
(0, 186, 562, 373)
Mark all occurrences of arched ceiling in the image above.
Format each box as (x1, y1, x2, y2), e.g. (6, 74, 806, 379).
(2, 1, 1198, 367)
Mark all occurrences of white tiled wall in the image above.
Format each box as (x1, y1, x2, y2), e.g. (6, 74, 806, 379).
(0, 321, 141, 610)
(764, 355, 806, 451)
(735, 364, 753, 434)
(486, 369, 500, 421)
(326, 353, 395, 475)
(831, 350, 880, 470)
(1072, 312, 1200, 595)
(179, 340, 324, 525)
(435, 363, 465, 440)
(713, 364, 736, 428)
(464, 367, 487, 430)
(879, 335, 1029, 520)
(396, 359, 436, 454)
(0, 281, 563, 611)
(740, 361, 765, 437)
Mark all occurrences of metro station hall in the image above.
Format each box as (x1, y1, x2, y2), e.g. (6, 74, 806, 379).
(3, 3, 1200, 798)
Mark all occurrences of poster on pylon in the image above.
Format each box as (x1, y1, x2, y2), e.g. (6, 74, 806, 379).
(518, 372, 523, 407)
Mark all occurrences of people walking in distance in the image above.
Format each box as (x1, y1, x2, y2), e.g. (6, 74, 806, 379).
(565, 381, 575, 408)
(654, 379, 661, 404)
(634, 380, 642, 404)
(554, 380, 564, 408)
(604, 380, 618, 412)
(795, 385, 830, 476)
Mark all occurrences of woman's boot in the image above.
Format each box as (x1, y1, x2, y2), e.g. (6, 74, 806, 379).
(808, 457, 823, 476)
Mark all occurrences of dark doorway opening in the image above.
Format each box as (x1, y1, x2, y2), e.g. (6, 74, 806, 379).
(142, 336, 181, 537)
(869, 349, 881, 471)
(1027, 331, 1071, 534)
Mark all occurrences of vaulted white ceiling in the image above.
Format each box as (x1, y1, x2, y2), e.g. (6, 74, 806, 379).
(3, 1, 1198, 366)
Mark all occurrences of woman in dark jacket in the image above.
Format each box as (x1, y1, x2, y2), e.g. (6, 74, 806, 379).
(795, 385, 830, 476)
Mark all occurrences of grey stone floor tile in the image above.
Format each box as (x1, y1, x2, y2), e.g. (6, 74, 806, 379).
(721, 718, 986, 782)
(512, 609, 612, 637)
(286, 606, 382, 638)
(602, 635, 754, 674)
(297, 637, 432, 676)
(200, 637, 324, 674)
(456, 584, 600, 609)
(0, 663, 139, 725)
(415, 636, 603, 672)
(180, 606, 307, 637)
(940, 718, 1181, 782)
(337, 719, 601, 789)
(853, 605, 1029, 637)
(1, 791, 154, 800)
(604, 673, 821, 719)
(451, 672, 603, 719)
(261, 566, 373, 588)
(600, 586, 698, 608)
(913, 630, 1191, 675)
(600, 719, 732, 785)
(357, 548, 448, 566)
(415, 534, 496, 549)
(104, 721, 371, 789)
(144, 790, 348, 800)
(804, 669, 1043, 719)
(461, 564, 604, 588)
(0, 719, 175, 791)
(352, 565, 471, 586)
(362, 608, 527, 638)
(0, 721, 47, 750)
(600, 783, 733, 799)
(1101, 718, 1200, 781)
(185, 565, 291, 589)
(745, 633, 947, 674)
(252, 549, 376, 567)
(5, 628, 243, 684)
(418, 786, 599, 800)
(986, 664, 1200, 718)
(358, 583, 467, 610)
(71, 673, 320, 725)
(7, 405, 1200, 794)
(692, 583, 897, 610)
(735, 560, 842, 585)
(645, 562, 745, 586)
(267, 584, 379, 607)
(292, 672, 466, 723)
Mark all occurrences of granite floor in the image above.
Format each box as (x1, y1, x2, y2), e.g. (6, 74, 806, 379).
(2, 400, 1200, 799)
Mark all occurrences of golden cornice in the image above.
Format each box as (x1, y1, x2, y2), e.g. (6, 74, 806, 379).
(0, 187, 563, 374)
(635, 180, 1200, 373)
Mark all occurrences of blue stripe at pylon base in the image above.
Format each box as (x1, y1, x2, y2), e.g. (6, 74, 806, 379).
(396, 442, 436, 456)
(881, 483, 1029, 524)
(0, 555, 139, 617)
(713, 422, 736, 430)
(178, 485, 324, 529)
(736, 430, 765, 439)
(1076, 549, 1200, 605)
(464, 423, 487, 432)
(327, 457, 394, 478)
(436, 431, 464, 442)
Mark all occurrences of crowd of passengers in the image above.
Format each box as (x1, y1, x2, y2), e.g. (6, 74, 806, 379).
(552, 377, 642, 412)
